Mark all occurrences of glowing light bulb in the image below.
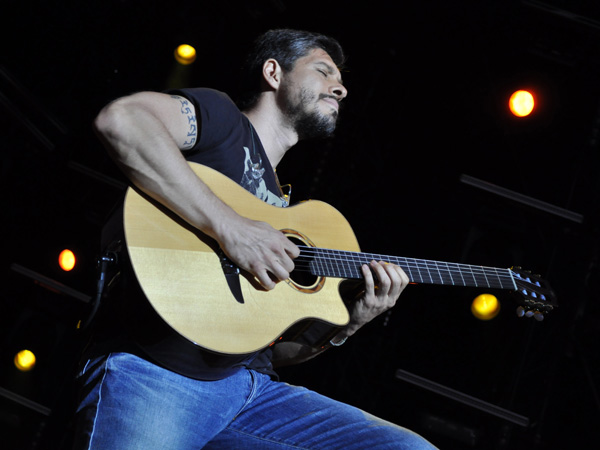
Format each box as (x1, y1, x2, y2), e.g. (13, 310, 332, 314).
(14, 349, 36, 372)
(509, 90, 535, 117)
(59, 249, 76, 271)
(174, 44, 197, 65)
(471, 294, 500, 320)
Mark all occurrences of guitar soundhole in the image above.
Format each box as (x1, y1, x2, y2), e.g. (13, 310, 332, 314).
(285, 232, 324, 293)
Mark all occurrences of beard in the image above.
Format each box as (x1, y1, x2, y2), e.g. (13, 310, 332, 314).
(280, 86, 339, 140)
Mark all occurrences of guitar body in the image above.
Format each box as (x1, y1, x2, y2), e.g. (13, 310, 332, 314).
(123, 162, 354, 355)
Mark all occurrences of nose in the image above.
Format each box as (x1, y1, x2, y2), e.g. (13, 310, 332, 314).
(331, 83, 347, 101)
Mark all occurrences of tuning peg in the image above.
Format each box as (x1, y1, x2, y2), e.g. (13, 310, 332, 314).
(515, 306, 545, 321)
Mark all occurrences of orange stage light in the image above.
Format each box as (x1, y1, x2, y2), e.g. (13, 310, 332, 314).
(58, 249, 76, 271)
(509, 90, 535, 117)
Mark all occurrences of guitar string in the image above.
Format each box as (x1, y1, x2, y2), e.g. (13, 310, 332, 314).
(288, 245, 516, 288)
(287, 255, 549, 305)
(293, 246, 515, 278)
(289, 250, 551, 308)
(292, 257, 513, 280)
(288, 260, 513, 289)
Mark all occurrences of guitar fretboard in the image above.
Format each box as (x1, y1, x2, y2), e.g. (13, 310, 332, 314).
(301, 247, 517, 291)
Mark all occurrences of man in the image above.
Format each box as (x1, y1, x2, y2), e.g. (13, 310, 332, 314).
(74, 29, 437, 449)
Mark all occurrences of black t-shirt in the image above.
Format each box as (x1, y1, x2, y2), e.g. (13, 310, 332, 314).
(172, 88, 288, 208)
(91, 88, 290, 380)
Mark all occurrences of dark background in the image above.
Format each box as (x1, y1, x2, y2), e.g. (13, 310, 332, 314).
(2, 1, 600, 448)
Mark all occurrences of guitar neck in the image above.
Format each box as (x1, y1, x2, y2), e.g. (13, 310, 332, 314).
(302, 247, 517, 291)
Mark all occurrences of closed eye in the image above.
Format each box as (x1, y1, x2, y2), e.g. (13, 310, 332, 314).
(314, 61, 344, 86)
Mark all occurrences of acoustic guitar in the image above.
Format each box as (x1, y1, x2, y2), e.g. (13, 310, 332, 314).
(123, 163, 557, 355)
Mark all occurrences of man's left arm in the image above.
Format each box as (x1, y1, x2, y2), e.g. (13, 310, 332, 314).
(272, 260, 410, 366)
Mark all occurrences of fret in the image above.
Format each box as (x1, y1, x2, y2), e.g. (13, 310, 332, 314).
(489, 267, 515, 290)
(475, 267, 489, 288)
(405, 261, 417, 283)
(394, 256, 416, 282)
(337, 249, 352, 278)
(336, 249, 346, 278)
(452, 263, 467, 286)
(420, 260, 435, 284)
(433, 260, 449, 285)
(326, 249, 338, 277)
(427, 260, 440, 284)
(463, 265, 479, 287)
(495, 269, 509, 288)
(310, 248, 324, 276)
(324, 249, 335, 277)
(438, 261, 455, 285)
(481, 269, 492, 287)
(314, 248, 330, 277)
(412, 259, 427, 284)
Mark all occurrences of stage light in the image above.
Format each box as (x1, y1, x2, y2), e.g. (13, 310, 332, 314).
(509, 90, 535, 117)
(471, 294, 500, 320)
(14, 349, 36, 372)
(174, 44, 197, 65)
(58, 249, 76, 271)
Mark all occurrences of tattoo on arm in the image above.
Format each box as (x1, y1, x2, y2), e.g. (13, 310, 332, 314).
(172, 95, 197, 149)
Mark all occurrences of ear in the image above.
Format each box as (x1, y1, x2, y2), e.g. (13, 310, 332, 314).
(262, 58, 282, 90)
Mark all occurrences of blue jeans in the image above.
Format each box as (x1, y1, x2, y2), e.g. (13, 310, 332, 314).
(73, 353, 437, 449)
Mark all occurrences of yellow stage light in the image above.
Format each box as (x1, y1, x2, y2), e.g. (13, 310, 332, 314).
(471, 293, 500, 320)
(509, 90, 535, 117)
(14, 349, 36, 372)
(174, 44, 197, 65)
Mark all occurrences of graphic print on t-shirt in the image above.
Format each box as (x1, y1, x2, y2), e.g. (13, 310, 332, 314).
(241, 146, 287, 207)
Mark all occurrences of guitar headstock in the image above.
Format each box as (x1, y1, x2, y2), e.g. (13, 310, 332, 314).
(510, 267, 558, 321)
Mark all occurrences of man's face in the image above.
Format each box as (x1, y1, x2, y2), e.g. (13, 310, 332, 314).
(278, 48, 348, 140)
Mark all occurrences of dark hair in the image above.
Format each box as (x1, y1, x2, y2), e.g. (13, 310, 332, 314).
(236, 29, 346, 110)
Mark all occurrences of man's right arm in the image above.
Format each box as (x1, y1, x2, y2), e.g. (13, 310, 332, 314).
(94, 91, 298, 289)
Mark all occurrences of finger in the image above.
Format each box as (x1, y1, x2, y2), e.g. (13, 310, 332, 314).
(269, 258, 293, 282)
(370, 261, 393, 294)
(397, 266, 409, 287)
(282, 235, 301, 259)
(248, 257, 290, 289)
(255, 269, 277, 291)
(275, 253, 296, 274)
(384, 264, 409, 298)
(374, 262, 410, 301)
(381, 262, 405, 286)
(361, 263, 376, 292)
